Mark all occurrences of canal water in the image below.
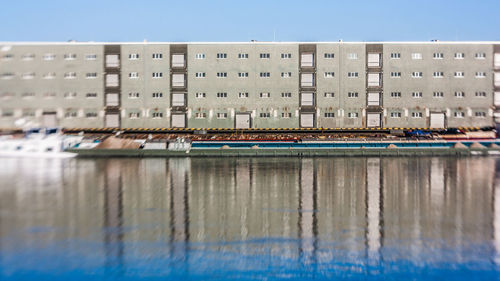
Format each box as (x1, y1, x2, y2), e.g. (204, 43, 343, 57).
(0, 157, 499, 280)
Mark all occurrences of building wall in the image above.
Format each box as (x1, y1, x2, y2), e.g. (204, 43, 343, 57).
(0, 42, 498, 129)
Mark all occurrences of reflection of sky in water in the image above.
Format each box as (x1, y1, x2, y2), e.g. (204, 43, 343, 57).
(0, 157, 499, 280)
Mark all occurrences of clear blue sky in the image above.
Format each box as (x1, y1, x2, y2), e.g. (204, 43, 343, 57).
(1, 0, 499, 42)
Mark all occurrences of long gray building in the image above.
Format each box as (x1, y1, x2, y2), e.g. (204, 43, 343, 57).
(1, 41, 499, 129)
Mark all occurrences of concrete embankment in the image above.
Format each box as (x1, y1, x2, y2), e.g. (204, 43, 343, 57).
(67, 147, 500, 157)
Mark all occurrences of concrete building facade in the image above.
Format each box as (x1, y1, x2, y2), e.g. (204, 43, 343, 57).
(0, 41, 499, 129)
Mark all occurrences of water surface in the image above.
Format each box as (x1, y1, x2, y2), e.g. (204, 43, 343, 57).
(0, 157, 499, 280)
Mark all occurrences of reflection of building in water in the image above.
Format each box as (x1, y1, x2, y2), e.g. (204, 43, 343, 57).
(102, 160, 124, 271)
(494, 159, 500, 266)
(366, 158, 382, 262)
(298, 158, 318, 265)
(168, 158, 190, 259)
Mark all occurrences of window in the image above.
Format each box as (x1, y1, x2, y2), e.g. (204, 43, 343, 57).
(152, 53, 163, 59)
(475, 53, 486, 59)
(412, 92, 423, 98)
(324, 112, 335, 118)
(172, 54, 185, 68)
(217, 72, 227, 78)
(281, 112, 292, 118)
(368, 92, 380, 106)
(433, 53, 444, 59)
(348, 112, 358, 118)
(259, 112, 271, 118)
(368, 73, 381, 86)
(390, 92, 401, 98)
(433, 91, 444, 98)
(43, 54, 55, 61)
(64, 92, 77, 99)
(390, 112, 402, 118)
(300, 92, 314, 106)
(129, 112, 140, 119)
(43, 72, 56, 79)
(323, 92, 334, 98)
(195, 112, 207, 119)
(390, 53, 401, 59)
(23, 111, 35, 117)
(1, 54, 14, 60)
(173, 93, 186, 107)
(391, 72, 401, 78)
(152, 72, 163, 78)
(128, 92, 139, 98)
(324, 72, 335, 78)
(86, 72, 97, 79)
(455, 53, 465, 59)
(454, 91, 465, 98)
(195, 72, 206, 78)
(85, 54, 97, 60)
(216, 53, 227, 59)
(238, 53, 248, 59)
(1, 111, 13, 117)
(195, 53, 206, 59)
(260, 53, 270, 59)
(86, 112, 98, 118)
(347, 72, 358, 78)
(301, 73, 314, 87)
(411, 53, 422, 60)
(412, 72, 423, 78)
(129, 53, 140, 60)
(86, 93, 98, 98)
(152, 112, 163, 118)
(152, 92, 163, 98)
(433, 71, 444, 78)
(260, 92, 270, 98)
(475, 112, 486, 118)
(454, 71, 465, 78)
(64, 53, 76, 60)
(348, 92, 358, 98)
(195, 92, 206, 98)
(412, 112, 423, 118)
(301, 53, 314, 67)
(239, 92, 249, 98)
(475, 72, 486, 78)
(22, 72, 35, 79)
(281, 53, 292, 59)
(475, 91, 486, 97)
(64, 72, 76, 79)
(65, 111, 77, 118)
(22, 92, 35, 98)
(260, 72, 270, 78)
(22, 53, 35, 60)
(324, 53, 334, 59)
(217, 113, 228, 119)
(281, 92, 292, 98)
(1, 73, 14, 79)
(347, 53, 358, 60)
(454, 112, 465, 118)
(43, 92, 56, 99)
(172, 73, 185, 87)
(217, 92, 227, 98)
(238, 72, 248, 78)
(281, 72, 292, 78)
(129, 72, 139, 78)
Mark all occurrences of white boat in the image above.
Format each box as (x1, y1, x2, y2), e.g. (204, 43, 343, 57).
(0, 129, 83, 158)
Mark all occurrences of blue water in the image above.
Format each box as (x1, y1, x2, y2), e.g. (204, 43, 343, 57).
(0, 157, 499, 280)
